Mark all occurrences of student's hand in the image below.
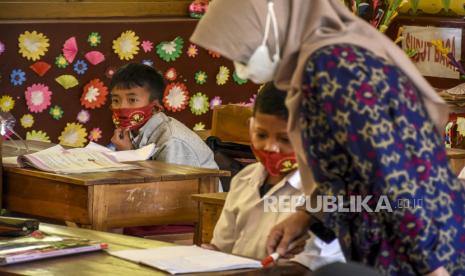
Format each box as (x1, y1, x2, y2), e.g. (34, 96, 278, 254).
(425, 267, 450, 276)
(111, 128, 133, 151)
(266, 210, 311, 257)
(201, 243, 220, 251)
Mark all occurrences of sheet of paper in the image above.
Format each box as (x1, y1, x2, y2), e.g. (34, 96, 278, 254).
(109, 245, 262, 274)
(85, 142, 156, 162)
(1, 156, 20, 167)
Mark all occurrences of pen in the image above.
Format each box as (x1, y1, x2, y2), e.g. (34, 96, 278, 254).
(261, 233, 310, 267)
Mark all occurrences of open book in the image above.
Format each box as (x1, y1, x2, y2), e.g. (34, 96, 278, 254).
(0, 232, 106, 265)
(109, 245, 262, 274)
(2, 144, 144, 174)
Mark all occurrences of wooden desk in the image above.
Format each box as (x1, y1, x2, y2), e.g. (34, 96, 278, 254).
(1, 141, 229, 233)
(191, 192, 227, 244)
(0, 223, 307, 276)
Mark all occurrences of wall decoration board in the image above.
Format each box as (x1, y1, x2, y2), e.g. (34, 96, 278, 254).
(0, 19, 258, 146)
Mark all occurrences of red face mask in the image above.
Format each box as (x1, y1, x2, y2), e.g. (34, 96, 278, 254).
(111, 103, 155, 130)
(252, 146, 298, 176)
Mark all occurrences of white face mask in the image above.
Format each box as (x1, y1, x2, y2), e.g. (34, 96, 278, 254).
(234, 1, 280, 84)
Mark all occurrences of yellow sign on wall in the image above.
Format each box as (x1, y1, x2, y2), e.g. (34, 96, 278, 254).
(398, 0, 465, 15)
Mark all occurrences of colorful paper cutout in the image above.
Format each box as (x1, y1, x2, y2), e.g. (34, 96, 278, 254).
(10, 69, 26, 86)
(58, 122, 88, 147)
(165, 68, 177, 81)
(142, 40, 154, 53)
(142, 59, 153, 67)
(18, 31, 49, 61)
(105, 67, 117, 79)
(189, 92, 209, 115)
(20, 114, 34, 128)
(156, 36, 184, 62)
(81, 78, 108, 109)
(0, 41, 5, 56)
(195, 71, 207, 85)
(30, 61, 51, 77)
(63, 37, 78, 63)
(26, 130, 51, 143)
(77, 110, 90, 123)
(187, 44, 198, 58)
(88, 32, 101, 47)
(0, 95, 15, 112)
(55, 54, 69, 68)
(49, 105, 64, 120)
(163, 82, 189, 112)
(74, 59, 88, 75)
(248, 94, 257, 106)
(25, 83, 52, 113)
(233, 72, 248, 85)
(189, 0, 209, 19)
(208, 50, 221, 58)
(193, 122, 206, 131)
(85, 51, 105, 65)
(55, 75, 79, 90)
(210, 96, 222, 110)
(113, 30, 140, 61)
(216, 66, 230, 85)
(88, 128, 102, 142)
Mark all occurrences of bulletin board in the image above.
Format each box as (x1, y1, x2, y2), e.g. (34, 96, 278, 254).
(0, 18, 258, 147)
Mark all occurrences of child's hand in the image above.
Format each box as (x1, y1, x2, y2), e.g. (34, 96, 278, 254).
(201, 243, 220, 251)
(111, 128, 133, 151)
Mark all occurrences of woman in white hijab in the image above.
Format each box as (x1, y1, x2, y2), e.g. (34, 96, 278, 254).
(191, 1, 465, 275)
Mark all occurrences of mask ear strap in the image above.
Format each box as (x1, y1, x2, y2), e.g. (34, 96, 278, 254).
(261, 2, 272, 46)
(268, 1, 280, 60)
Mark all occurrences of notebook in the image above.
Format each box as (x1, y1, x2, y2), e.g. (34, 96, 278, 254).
(109, 245, 262, 274)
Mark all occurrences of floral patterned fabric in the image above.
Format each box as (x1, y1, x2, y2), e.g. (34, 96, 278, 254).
(300, 44, 465, 275)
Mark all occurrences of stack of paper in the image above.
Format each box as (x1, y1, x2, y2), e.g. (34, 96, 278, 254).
(85, 142, 156, 162)
(109, 245, 262, 274)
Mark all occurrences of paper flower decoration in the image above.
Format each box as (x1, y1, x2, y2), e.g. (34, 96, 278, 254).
(195, 71, 207, 85)
(216, 66, 230, 85)
(81, 78, 108, 109)
(88, 128, 102, 142)
(113, 30, 140, 61)
(0, 95, 15, 112)
(210, 96, 222, 110)
(30, 61, 51, 77)
(156, 36, 184, 62)
(49, 105, 64, 120)
(55, 54, 69, 68)
(248, 94, 257, 106)
(18, 31, 49, 61)
(0, 41, 5, 56)
(85, 51, 105, 65)
(165, 68, 177, 81)
(26, 130, 50, 143)
(142, 59, 153, 67)
(73, 59, 88, 75)
(189, 92, 209, 115)
(20, 114, 34, 128)
(10, 69, 26, 86)
(193, 122, 206, 131)
(233, 72, 248, 85)
(25, 83, 52, 113)
(105, 66, 117, 79)
(88, 32, 101, 47)
(55, 75, 79, 90)
(142, 40, 153, 53)
(187, 44, 198, 58)
(163, 82, 189, 112)
(208, 50, 221, 58)
(59, 122, 88, 147)
(77, 110, 90, 123)
(63, 37, 78, 63)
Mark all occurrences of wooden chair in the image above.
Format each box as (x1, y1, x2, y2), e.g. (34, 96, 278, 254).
(211, 104, 252, 145)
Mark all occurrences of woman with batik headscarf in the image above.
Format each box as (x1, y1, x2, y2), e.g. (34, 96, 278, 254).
(191, 0, 465, 275)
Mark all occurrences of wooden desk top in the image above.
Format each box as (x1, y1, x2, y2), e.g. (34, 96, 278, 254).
(0, 223, 307, 276)
(2, 140, 229, 186)
(191, 192, 227, 205)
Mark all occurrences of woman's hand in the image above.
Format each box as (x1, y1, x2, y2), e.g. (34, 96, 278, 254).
(201, 243, 220, 251)
(425, 267, 450, 276)
(111, 128, 133, 151)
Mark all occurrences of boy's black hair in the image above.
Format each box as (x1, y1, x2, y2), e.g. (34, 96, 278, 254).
(253, 82, 288, 120)
(109, 63, 165, 102)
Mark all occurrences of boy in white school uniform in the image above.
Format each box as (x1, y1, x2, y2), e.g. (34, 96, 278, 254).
(201, 83, 345, 270)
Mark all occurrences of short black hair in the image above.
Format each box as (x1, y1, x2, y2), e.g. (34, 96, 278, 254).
(109, 63, 165, 103)
(253, 82, 288, 120)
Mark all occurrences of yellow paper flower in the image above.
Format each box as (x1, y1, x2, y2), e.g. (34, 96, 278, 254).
(431, 40, 450, 57)
(59, 122, 88, 147)
(20, 114, 34, 128)
(216, 66, 230, 85)
(0, 95, 15, 112)
(26, 130, 51, 143)
(18, 31, 50, 61)
(112, 30, 140, 61)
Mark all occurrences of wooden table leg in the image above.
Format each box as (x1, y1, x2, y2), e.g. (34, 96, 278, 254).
(91, 185, 110, 232)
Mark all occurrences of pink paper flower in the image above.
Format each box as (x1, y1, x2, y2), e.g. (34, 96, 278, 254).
(25, 83, 52, 113)
(88, 128, 102, 142)
(142, 40, 154, 53)
(77, 110, 90, 123)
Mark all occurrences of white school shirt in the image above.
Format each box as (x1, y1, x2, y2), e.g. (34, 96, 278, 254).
(211, 163, 345, 270)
